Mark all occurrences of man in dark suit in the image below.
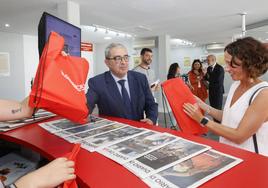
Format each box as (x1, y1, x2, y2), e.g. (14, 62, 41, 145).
(86, 43, 158, 125)
(205, 54, 225, 112)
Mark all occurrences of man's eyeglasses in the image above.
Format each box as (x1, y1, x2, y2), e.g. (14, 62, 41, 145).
(107, 55, 130, 63)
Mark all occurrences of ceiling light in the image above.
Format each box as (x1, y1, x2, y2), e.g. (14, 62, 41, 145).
(5, 23, 10, 27)
(265, 38, 268, 41)
(104, 36, 112, 40)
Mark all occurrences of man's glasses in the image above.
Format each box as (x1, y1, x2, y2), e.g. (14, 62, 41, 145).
(107, 55, 130, 63)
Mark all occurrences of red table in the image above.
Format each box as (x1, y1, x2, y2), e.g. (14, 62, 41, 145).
(1, 116, 268, 188)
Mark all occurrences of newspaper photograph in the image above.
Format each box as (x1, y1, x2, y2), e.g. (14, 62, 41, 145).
(0, 153, 37, 185)
(124, 138, 210, 178)
(143, 149, 243, 188)
(39, 117, 110, 134)
(53, 119, 115, 137)
(64, 123, 128, 143)
(39, 118, 85, 133)
(98, 131, 178, 164)
(81, 126, 147, 152)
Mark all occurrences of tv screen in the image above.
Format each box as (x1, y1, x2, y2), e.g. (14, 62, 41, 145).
(38, 12, 81, 58)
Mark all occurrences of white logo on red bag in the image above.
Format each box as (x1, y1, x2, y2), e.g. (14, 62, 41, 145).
(61, 70, 85, 92)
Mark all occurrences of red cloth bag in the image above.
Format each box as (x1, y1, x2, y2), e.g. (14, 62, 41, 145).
(29, 32, 89, 124)
(63, 144, 81, 188)
(161, 78, 207, 135)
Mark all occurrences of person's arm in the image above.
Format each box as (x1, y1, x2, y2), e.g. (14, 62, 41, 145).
(142, 76, 158, 124)
(0, 97, 33, 121)
(184, 89, 268, 144)
(14, 158, 75, 188)
(86, 78, 98, 114)
(194, 96, 223, 121)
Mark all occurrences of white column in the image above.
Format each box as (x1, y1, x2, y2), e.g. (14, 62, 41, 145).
(157, 35, 170, 112)
(57, 0, 80, 27)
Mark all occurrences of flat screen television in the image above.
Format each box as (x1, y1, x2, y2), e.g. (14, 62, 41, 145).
(38, 12, 81, 58)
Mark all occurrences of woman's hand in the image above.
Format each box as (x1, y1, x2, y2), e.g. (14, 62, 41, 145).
(194, 96, 210, 113)
(183, 103, 203, 123)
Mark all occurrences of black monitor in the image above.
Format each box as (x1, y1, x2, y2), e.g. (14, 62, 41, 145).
(38, 12, 81, 58)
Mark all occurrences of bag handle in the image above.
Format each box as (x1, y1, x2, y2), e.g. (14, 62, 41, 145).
(248, 85, 268, 154)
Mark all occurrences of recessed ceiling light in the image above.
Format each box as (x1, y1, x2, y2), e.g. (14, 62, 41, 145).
(265, 38, 268, 41)
(5, 23, 10, 27)
(104, 36, 112, 40)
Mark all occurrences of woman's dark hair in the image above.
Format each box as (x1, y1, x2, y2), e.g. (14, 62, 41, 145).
(190, 59, 203, 73)
(224, 37, 268, 78)
(167, 63, 179, 79)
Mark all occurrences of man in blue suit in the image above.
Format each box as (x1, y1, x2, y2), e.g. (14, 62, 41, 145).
(86, 43, 158, 125)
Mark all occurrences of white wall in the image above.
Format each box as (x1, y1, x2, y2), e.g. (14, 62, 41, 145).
(0, 31, 25, 100)
(23, 35, 39, 96)
(82, 48, 94, 91)
(170, 46, 206, 74)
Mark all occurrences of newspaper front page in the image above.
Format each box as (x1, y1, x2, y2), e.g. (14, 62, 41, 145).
(124, 138, 210, 178)
(143, 149, 243, 188)
(98, 131, 177, 164)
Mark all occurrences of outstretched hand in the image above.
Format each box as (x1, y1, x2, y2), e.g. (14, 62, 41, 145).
(140, 118, 154, 125)
(194, 95, 210, 112)
(183, 103, 203, 123)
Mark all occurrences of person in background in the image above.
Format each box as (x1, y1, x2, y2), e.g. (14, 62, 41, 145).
(167, 63, 180, 80)
(86, 43, 158, 125)
(133, 48, 159, 92)
(183, 37, 268, 156)
(205, 54, 225, 111)
(188, 59, 208, 102)
(0, 98, 76, 188)
(167, 62, 189, 86)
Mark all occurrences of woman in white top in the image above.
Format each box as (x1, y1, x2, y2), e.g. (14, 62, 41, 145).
(183, 37, 268, 156)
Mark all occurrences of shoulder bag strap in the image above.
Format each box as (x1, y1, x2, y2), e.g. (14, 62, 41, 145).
(249, 85, 268, 154)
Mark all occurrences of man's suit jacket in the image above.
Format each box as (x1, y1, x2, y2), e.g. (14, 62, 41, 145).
(86, 71, 158, 124)
(206, 63, 225, 94)
(205, 63, 225, 110)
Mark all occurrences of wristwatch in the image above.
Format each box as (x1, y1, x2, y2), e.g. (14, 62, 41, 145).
(200, 117, 209, 126)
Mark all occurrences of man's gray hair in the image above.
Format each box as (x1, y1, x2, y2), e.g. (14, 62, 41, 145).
(105, 43, 127, 58)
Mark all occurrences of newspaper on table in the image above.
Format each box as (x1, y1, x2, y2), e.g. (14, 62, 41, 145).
(143, 149, 243, 188)
(0, 110, 55, 132)
(124, 138, 210, 178)
(0, 153, 37, 186)
(98, 131, 178, 164)
(64, 122, 127, 143)
(81, 126, 147, 152)
(39, 116, 106, 133)
(53, 119, 115, 138)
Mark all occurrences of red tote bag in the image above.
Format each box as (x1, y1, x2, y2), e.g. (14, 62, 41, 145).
(29, 31, 89, 124)
(161, 78, 207, 135)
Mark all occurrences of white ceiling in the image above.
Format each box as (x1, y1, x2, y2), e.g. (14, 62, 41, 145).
(1, 0, 268, 45)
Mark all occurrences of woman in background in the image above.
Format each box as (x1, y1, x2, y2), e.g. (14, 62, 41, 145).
(188, 59, 208, 102)
(167, 63, 180, 80)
